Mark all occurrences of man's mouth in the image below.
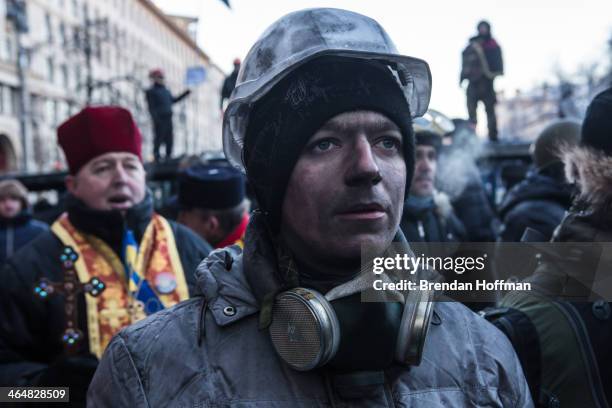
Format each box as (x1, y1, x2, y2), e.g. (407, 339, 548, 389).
(335, 202, 387, 220)
(107, 195, 132, 208)
(414, 176, 433, 183)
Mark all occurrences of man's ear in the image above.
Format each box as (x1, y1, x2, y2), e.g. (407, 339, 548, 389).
(203, 215, 220, 234)
(65, 175, 76, 194)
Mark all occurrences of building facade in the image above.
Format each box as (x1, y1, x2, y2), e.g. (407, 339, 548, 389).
(0, 0, 225, 173)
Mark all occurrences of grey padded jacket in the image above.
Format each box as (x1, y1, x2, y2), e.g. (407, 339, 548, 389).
(88, 244, 533, 407)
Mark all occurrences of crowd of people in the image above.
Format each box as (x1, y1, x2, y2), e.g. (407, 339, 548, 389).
(0, 7, 610, 408)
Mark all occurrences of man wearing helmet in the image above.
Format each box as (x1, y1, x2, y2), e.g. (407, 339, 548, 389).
(89, 9, 531, 407)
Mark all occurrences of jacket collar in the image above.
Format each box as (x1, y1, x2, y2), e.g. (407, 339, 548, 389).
(65, 191, 154, 256)
(195, 245, 259, 327)
(0, 210, 32, 227)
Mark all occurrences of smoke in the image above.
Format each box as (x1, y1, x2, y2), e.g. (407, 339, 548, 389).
(436, 128, 485, 200)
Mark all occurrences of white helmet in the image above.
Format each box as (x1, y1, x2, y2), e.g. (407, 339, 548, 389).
(223, 8, 432, 171)
(413, 109, 456, 136)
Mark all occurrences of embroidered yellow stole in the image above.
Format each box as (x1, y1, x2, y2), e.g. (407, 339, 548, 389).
(51, 213, 189, 358)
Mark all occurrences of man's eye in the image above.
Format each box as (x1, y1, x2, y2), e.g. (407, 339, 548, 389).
(93, 166, 109, 173)
(313, 139, 338, 152)
(378, 137, 401, 150)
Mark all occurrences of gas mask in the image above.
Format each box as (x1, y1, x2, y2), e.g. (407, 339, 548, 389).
(268, 274, 434, 372)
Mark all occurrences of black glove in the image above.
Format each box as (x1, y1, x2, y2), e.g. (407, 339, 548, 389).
(36, 354, 99, 404)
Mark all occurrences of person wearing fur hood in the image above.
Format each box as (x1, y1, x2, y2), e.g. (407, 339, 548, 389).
(0, 179, 48, 264)
(400, 130, 467, 242)
(499, 88, 612, 408)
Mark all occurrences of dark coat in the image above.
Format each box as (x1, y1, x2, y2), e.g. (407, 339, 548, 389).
(0, 211, 48, 264)
(461, 35, 503, 82)
(145, 83, 190, 119)
(0, 194, 210, 404)
(452, 179, 498, 242)
(220, 68, 239, 108)
(499, 166, 573, 242)
(88, 218, 532, 407)
(500, 146, 612, 407)
(400, 192, 467, 243)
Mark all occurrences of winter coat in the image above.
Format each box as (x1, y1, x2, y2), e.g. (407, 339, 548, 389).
(145, 83, 190, 119)
(452, 179, 498, 242)
(500, 146, 612, 407)
(0, 211, 48, 264)
(0, 193, 211, 389)
(88, 220, 533, 407)
(461, 35, 503, 83)
(498, 166, 574, 242)
(220, 68, 239, 106)
(400, 191, 467, 243)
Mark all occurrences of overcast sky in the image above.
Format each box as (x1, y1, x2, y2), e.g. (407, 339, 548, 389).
(153, 0, 611, 118)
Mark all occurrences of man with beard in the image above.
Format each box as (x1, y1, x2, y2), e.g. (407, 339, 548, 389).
(0, 106, 210, 405)
(400, 130, 466, 243)
(460, 20, 504, 142)
(88, 9, 531, 407)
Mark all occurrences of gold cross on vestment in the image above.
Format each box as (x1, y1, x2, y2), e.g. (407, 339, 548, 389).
(100, 299, 129, 330)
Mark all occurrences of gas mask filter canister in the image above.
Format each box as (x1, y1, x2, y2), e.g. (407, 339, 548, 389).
(268, 286, 434, 371)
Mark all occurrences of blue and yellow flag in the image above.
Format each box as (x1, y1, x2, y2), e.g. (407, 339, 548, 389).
(121, 229, 164, 315)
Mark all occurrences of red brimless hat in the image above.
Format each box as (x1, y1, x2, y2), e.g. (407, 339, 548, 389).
(58, 106, 142, 174)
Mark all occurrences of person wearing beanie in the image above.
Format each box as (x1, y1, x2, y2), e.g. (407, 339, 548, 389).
(177, 164, 250, 248)
(89, 9, 530, 407)
(0, 106, 211, 405)
(400, 130, 467, 243)
(495, 88, 612, 407)
(0, 179, 48, 264)
(145, 68, 191, 162)
(460, 20, 504, 142)
(498, 119, 581, 242)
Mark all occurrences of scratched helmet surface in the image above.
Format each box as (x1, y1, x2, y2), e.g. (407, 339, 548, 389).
(222, 7, 432, 171)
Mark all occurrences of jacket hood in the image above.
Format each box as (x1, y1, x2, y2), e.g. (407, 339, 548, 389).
(499, 169, 573, 218)
(562, 145, 612, 215)
(194, 245, 259, 327)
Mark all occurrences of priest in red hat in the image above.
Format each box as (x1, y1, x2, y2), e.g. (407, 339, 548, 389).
(0, 106, 211, 406)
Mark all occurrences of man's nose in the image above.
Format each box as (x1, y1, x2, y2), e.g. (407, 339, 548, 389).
(416, 158, 433, 174)
(111, 164, 129, 183)
(345, 136, 381, 186)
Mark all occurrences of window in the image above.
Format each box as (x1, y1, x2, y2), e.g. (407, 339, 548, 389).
(59, 23, 67, 45)
(59, 101, 70, 123)
(47, 57, 55, 83)
(0, 86, 5, 115)
(72, 0, 79, 18)
(45, 14, 54, 44)
(45, 99, 53, 124)
(10, 87, 19, 116)
(61, 65, 69, 88)
(74, 65, 82, 90)
(5, 36, 14, 62)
